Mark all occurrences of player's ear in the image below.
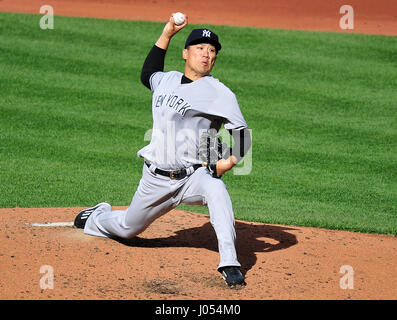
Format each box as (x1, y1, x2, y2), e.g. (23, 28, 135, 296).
(182, 48, 188, 60)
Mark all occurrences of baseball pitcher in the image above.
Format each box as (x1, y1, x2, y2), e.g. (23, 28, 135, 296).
(74, 13, 252, 287)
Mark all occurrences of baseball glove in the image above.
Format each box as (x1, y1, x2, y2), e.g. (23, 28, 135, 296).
(198, 129, 229, 178)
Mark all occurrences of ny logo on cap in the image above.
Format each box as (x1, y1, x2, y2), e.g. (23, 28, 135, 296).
(202, 29, 211, 37)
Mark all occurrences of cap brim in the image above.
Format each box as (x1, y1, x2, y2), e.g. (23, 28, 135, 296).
(185, 38, 222, 52)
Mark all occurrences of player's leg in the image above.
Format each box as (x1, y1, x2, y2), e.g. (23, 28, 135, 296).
(83, 164, 176, 239)
(177, 167, 241, 270)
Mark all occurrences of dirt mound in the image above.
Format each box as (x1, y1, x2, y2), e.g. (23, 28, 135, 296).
(1, 207, 396, 299)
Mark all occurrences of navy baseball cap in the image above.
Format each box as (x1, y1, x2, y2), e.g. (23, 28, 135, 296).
(184, 28, 222, 53)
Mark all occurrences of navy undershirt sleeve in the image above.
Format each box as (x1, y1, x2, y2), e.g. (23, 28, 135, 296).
(228, 128, 252, 163)
(140, 45, 167, 89)
(140, 45, 193, 89)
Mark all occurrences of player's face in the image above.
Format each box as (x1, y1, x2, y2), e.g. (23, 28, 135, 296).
(183, 43, 217, 79)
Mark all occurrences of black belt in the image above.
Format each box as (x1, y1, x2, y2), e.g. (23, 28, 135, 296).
(145, 161, 202, 180)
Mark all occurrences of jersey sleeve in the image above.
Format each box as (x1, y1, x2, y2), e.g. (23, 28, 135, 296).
(221, 92, 248, 130)
(149, 72, 166, 92)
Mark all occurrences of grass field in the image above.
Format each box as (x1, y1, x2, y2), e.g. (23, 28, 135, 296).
(1, 12, 396, 235)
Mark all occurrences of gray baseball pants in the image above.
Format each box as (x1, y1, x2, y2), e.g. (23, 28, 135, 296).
(84, 163, 241, 270)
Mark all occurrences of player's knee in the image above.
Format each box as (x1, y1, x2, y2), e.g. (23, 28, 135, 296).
(118, 225, 147, 239)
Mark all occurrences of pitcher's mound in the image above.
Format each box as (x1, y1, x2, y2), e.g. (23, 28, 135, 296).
(0, 207, 396, 299)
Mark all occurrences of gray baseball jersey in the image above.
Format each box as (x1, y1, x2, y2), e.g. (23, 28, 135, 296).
(138, 71, 248, 170)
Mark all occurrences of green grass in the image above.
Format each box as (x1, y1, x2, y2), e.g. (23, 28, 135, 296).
(1, 12, 396, 235)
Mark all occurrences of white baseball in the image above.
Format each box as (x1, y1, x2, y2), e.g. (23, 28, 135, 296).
(173, 12, 185, 26)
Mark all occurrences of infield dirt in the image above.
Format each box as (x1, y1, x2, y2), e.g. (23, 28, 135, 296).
(1, 207, 396, 299)
(1, 0, 396, 35)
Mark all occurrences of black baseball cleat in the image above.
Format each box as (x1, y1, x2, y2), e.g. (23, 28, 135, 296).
(219, 266, 246, 287)
(74, 202, 111, 229)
